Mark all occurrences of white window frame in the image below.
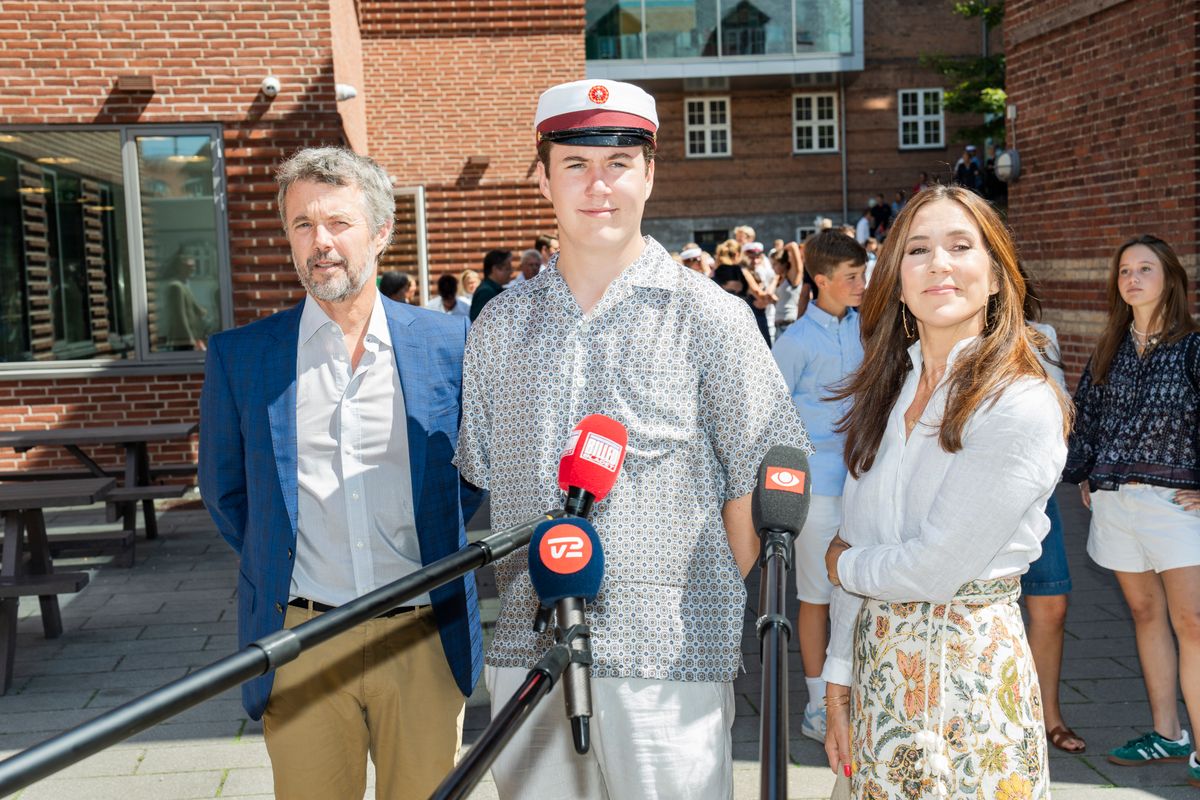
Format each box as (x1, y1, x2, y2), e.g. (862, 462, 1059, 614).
(684, 96, 732, 159)
(795, 225, 818, 243)
(792, 92, 839, 154)
(897, 88, 944, 150)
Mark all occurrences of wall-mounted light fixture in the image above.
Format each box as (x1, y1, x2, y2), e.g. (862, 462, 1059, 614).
(261, 77, 281, 97)
(335, 84, 357, 102)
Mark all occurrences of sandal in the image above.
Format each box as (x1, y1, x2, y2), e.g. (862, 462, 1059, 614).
(1047, 725, 1087, 753)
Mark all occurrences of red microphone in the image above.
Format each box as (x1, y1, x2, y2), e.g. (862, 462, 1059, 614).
(557, 414, 628, 518)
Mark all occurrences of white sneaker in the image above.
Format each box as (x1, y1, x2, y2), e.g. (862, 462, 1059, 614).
(801, 704, 827, 742)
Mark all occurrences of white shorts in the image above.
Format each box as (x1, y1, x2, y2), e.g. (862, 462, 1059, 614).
(484, 665, 734, 800)
(1088, 483, 1200, 573)
(795, 494, 843, 603)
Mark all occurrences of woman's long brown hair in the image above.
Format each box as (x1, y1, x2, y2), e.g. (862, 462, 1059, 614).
(832, 185, 1073, 478)
(1089, 234, 1199, 385)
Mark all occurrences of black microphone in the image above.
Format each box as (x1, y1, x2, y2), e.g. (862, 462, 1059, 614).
(529, 517, 604, 754)
(752, 446, 812, 798)
(751, 445, 812, 542)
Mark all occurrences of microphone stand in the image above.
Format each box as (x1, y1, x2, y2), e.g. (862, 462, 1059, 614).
(430, 619, 590, 800)
(756, 527, 795, 800)
(0, 510, 566, 798)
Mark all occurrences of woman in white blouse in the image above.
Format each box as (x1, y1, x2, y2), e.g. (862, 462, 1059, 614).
(821, 186, 1072, 800)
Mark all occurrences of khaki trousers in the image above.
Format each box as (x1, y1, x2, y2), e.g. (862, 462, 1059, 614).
(263, 605, 465, 800)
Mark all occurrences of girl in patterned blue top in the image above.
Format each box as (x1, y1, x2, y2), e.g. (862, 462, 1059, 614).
(1064, 234, 1200, 786)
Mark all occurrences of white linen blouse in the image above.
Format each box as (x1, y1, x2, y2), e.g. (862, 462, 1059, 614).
(822, 336, 1067, 686)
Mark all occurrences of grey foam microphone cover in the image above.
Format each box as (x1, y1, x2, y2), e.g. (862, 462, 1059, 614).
(751, 445, 812, 535)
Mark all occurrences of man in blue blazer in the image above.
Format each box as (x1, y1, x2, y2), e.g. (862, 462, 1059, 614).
(199, 147, 482, 800)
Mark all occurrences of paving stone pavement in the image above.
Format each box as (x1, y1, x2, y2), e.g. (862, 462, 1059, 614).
(0, 484, 1194, 799)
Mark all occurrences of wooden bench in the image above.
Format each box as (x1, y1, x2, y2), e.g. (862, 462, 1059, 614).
(103, 483, 189, 543)
(105, 484, 190, 503)
(0, 572, 90, 598)
(0, 478, 113, 693)
(0, 463, 198, 482)
(0, 425, 199, 543)
(0, 529, 137, 568)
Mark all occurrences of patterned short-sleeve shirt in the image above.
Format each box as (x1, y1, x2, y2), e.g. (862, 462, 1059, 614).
(454, 237, 812, 682)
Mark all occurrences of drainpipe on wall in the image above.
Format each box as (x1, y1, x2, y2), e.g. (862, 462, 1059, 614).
(839, 76, 848, 224)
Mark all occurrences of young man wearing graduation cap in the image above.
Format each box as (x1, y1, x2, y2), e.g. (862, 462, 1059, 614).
(454, 80, 810, 799)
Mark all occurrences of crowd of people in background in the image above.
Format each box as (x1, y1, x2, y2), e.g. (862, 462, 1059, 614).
(377, 153, 1015, 335)
(375, 233, 560, 323)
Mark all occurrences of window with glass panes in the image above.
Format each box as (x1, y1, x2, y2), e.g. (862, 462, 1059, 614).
(684, 97, 731, 158)
(793, 93, 838, 153)
(0, 127, 229, 368)
(898, 89, 943, 149)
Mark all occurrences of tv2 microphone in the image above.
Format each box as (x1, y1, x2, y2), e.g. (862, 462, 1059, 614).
(524, 414, 626, 756)
(534, 413, 627, 635)
(529, 517, 604, 755)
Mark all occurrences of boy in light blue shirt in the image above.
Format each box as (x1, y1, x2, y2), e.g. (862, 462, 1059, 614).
(770, 230, 867, 742)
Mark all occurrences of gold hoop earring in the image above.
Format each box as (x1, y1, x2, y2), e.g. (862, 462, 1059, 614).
(900, 303, 913, 338)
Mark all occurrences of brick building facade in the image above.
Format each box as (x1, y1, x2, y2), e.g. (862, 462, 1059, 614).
(1, 0, 1062, 472)
(0, 1, 353, 471)
(0, 2, 580, 471)
(1005, 0, 1199, 384)
(638, 0, 1002, 248)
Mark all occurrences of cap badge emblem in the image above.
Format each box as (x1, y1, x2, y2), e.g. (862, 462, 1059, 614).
(587, 84, 609, 104)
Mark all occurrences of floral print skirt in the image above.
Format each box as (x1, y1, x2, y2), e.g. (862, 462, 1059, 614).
(850, 577, 1049, 800)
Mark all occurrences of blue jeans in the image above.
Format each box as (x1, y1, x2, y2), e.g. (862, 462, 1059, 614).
(1022, 494, 1072, 596)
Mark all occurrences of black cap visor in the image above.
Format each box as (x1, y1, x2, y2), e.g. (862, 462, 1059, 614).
(539, 126, 656, 147)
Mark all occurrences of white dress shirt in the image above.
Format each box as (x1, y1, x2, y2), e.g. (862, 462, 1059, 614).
(292, 292, 427, 607)
(424, 295, 471, 319)
(823, 337, 1066, 685)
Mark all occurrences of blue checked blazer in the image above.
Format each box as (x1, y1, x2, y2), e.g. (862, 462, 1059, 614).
(199, 296, 484, 720)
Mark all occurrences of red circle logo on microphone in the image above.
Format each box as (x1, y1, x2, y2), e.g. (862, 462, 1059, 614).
(538, 524, 593, 574)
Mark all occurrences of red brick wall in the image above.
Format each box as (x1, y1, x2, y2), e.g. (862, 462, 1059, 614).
(359, 0, 583, 37)
(0, 1, 351, 470)
(1005, 0, 1199, 383)
(361, 28, 582, 276)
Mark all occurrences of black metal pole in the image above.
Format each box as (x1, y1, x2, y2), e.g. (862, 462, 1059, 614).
(0, 510, 565, 797)
(757, 529, 794, 800)
(430, 642, 572, 800)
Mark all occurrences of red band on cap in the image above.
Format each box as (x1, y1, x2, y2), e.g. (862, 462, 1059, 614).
(536, 109, 658, 136)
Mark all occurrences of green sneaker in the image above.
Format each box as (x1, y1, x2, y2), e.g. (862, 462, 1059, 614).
(1188, 752, 1200, 788)
(1107, 730, 1192, 766)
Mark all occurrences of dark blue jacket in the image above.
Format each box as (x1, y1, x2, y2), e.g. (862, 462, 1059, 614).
(199, 297, 483, 719)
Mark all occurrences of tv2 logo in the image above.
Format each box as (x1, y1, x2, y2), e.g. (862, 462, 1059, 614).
(539, 525, 594, 574)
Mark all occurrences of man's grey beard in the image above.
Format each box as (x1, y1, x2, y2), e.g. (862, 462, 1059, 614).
(298, 254, 372, 303)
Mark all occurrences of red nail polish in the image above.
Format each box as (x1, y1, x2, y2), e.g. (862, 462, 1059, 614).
(843, 763, 852, 777)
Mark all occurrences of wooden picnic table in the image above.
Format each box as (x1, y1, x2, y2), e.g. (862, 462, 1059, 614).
(0, 477, 115, 694)
(0, 423, 198, 540)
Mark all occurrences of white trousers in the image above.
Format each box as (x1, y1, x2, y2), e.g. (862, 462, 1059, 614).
(484, 665, 735, 800)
